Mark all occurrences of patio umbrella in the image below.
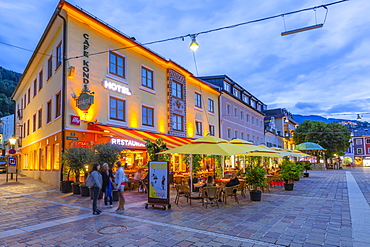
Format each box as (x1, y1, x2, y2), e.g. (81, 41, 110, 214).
(295, 142, 326, 151)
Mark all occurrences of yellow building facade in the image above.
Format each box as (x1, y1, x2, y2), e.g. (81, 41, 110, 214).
(12, 1, 219, 187)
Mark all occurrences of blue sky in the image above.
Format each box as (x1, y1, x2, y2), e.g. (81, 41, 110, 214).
(1, 0, 369, 121)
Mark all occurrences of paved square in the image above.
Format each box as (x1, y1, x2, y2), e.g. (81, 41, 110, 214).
(1, 168, 369, 246)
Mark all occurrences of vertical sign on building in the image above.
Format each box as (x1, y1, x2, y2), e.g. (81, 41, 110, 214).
(82, 33, 90, 84)
(168, 69, 186, 137)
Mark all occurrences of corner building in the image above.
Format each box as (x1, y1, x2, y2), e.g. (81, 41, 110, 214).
(12, 1, 219, 187)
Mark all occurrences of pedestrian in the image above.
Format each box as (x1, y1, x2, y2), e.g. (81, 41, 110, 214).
(101, 163, 114, 208)
(91, 163, 103, 215)
(115, 160, 127, 211)
(134, 168, 144, 192)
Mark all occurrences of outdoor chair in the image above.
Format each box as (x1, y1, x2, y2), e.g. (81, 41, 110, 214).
(174, 185, 192, 205)
(223, 185, 239, 204)
(201, 186, 220, 208)
(237, 181, 246, 198)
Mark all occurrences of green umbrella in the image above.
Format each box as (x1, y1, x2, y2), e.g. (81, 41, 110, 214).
(295, 142, 326, 151)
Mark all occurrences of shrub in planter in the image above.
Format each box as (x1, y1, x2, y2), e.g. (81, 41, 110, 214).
(299, 161, 312, 177)
(245, 165, 267, 201)
(279, 157, 302, 191)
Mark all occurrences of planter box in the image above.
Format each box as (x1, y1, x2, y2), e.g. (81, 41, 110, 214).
(72, 183, 81, 194)
(61, 181, 73, 193)
(80, 185, 90, 197)
(113, 190, 119, 202)
(89, 188, 103, 200)
(303, 173, 309, 177)
(284, 183, 294, 191)
(250, 190, 262, 201)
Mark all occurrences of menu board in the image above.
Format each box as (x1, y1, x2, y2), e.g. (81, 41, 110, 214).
(148, 161, 169, 204)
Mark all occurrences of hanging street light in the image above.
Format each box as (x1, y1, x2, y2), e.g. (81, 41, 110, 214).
(189, 35, 199, 51)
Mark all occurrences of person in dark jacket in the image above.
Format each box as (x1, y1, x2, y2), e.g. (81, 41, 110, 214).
(101, 163, 114, 208)
(91, 163, 103, 215)
(226, 173, 240, 187)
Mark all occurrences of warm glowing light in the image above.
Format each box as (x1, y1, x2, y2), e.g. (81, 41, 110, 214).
(189, 36, 199, 51)
(9, 136, 17, 146)
(187, 121, 194, 137)
(158, 119, 166, 133)
(129, 112, 139, 128)
(68, 66, 75, 79)
(102, 79, 132, 95)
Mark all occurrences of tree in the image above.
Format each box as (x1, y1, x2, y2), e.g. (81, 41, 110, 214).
(60, 147, 94, 184)
(294, 120, 351, 165)
(144, 138, 170, 161)
(93, 142, 122, 169)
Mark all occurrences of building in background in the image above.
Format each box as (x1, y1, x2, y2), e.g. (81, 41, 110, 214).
(198, 75, 265, 144)
(0, 115, 15, 155)
(263, 108, 298, 150)
(12, 0, 220, 187)
(345, 128, 370, 166)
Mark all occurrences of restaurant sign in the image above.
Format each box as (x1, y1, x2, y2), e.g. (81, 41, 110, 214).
(72, 85, 94, 112)
(102, 79, 132, 96)
(111, 138, 145, 147)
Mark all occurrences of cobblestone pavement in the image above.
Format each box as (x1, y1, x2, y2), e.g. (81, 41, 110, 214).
(0, 168, 369, 247)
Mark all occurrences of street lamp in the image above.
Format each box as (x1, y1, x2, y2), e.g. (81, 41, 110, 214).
(9, 136, 17, 146)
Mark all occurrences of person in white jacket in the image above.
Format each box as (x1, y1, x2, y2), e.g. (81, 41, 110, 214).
(115, 161, 126, 211)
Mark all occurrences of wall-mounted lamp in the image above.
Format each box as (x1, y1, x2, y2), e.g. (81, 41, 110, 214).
(189, 35, 199, 51)
(9, 136, 17, 146)
(68, 66, 75, 79)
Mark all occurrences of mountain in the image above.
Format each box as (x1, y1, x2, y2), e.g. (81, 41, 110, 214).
(0, 66, 21, 117)
(292, 114, 349, 124)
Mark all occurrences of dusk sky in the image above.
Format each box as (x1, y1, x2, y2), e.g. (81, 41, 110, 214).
(1, 0, 369, 121)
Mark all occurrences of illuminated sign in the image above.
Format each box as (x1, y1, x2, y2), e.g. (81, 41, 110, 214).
(71, 115, 81, 126)
(111, 138, 145, 147)
(102, 79, 132, 96)
(82, 33, 90, 84)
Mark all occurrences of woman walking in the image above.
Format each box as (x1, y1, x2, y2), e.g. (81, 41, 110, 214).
(102, 163, 114, 208)
(91, 163, 103, 215)
(115, 161, 126, 211)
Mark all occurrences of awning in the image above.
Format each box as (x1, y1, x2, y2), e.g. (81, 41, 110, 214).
(89, 124, 193, 149)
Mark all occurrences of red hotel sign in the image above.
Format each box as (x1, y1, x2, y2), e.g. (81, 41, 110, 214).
(71, 115, 81, 126)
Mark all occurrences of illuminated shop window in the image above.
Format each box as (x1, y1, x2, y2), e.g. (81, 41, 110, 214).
(110, 97, 126, 121)
(109, 51, 125, 78)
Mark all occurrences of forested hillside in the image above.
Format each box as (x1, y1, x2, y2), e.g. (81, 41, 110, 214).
(0, 66, 21, 117)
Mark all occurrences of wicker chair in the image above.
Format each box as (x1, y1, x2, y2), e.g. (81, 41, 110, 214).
(223, 185, 239, 204)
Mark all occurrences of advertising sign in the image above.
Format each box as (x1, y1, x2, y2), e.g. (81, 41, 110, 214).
(148, 161, 169, 204)
(70, 115, 81, 126)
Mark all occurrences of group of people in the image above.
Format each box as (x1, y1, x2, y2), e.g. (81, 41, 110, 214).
(89, 161, 128, 215)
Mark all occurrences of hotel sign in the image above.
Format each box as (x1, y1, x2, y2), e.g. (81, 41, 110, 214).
(111, 138, 145, 147)
(102, 79, 132, 96)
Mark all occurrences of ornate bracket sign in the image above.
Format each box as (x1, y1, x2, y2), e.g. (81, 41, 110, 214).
(72, 85, 94, 112)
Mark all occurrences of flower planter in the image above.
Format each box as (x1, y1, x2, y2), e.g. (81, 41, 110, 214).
(284, 183, 294, 191)
(60, 181, 73, 193)
(249, 190, 262, 201)
(303, 173, 309, 178)
(80, 185, 90, 197)
(72, 183, 81, 194)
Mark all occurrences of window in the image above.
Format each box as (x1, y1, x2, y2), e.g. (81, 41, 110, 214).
(23, 94, 26, 109)
(195, 92, 202, 108)
(246, 114, 250, 122)
(47, 56, 53, 80)
(195, 121, 202, 136)
(224, 82, 230, 92)
(27, 119, 30, 136)
(33, 79, 37, 97)
(38, 108, 42, 129)
(141, 67, 153, 89)
(252, 116, 255, 125)
(46, 146, 52, 170)
(39, 148, 45, 170)
(23, 122, 26, 138)
(172, 114, 183, 131)
(357, 148, 363, 154)
(47, 100, 52, 124)
(367, 139, 370, 144)
(227, 104, 230, 115)
(55, 92, 61, 118)
(233, 88, 239, 98)
(356, 139, 362, 145)
(38, 70, 43, 91)
(53, 143, 60, 169)
(247, 134, 250, 142)
(234, 130, 238, 139)
(142, 106, 154, 126)
(240, 111, 244, 120)
(234, 108, 238, 118)
(109, 97, 126, 121)
(171, 81, 183, 99)
(242, 94, 248, 103)
(27, 88, 30, 104)
(33, 114, 36, 132)
(109, 51, 125, 78)
(56, 42, 62, 69)
(208, 98, 214, 113)
(227, 128, 231, 139)
(209, 125, 215, 136)
(241, 132, 244, 140)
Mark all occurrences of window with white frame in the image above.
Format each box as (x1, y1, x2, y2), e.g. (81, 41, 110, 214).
(234, 130, 238, 139)
(224, 82, 231, 92)
(208, 98, 214, 113)
(227, 104, 230, 115)
(38, 108, 42, 129)
(227, 128, 231, 139)
(109, 51, 125, 78)
(367, 139, 370, 144)
(242, 94, 248, 103)
(38, 70, 43, 91)
(142, 106, 154, 126)
(195, 121, 202, 136)
(357, 148, 363, 154)
(252, 116, 255, 125)
(141, 66, 153, 89)
(171, 81, 183, 99)
(240, 111, 244, 120)
(241, 132, 244, 140)
(234, 108, 238, 118)
(247, 134, 250, 142)
(246, 114, 250, 122)
(56, 42, 62, 69)
(195, 92, 202, 108)
(109, 96, 126, 121)
(172, 114, 184, 131)
(47, 100, 52, 124)
(55, 91, 61, 118)
(209, 125, 215, 136)
(356, 139, 363, 145)
(47, 56, 53, 80)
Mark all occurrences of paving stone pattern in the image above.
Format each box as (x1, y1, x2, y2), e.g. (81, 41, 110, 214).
(0, 168, 369, 246)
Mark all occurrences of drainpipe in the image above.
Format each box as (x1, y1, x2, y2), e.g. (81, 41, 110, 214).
(217, 91, 221, 138)
(57, 12, 67, 184)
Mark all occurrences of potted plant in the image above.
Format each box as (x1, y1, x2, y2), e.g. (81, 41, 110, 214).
(60, 147, 94, 194)
(279, 157, 302, 191)
(244, 165, 267, 201)
(300, 161, 312, 177)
